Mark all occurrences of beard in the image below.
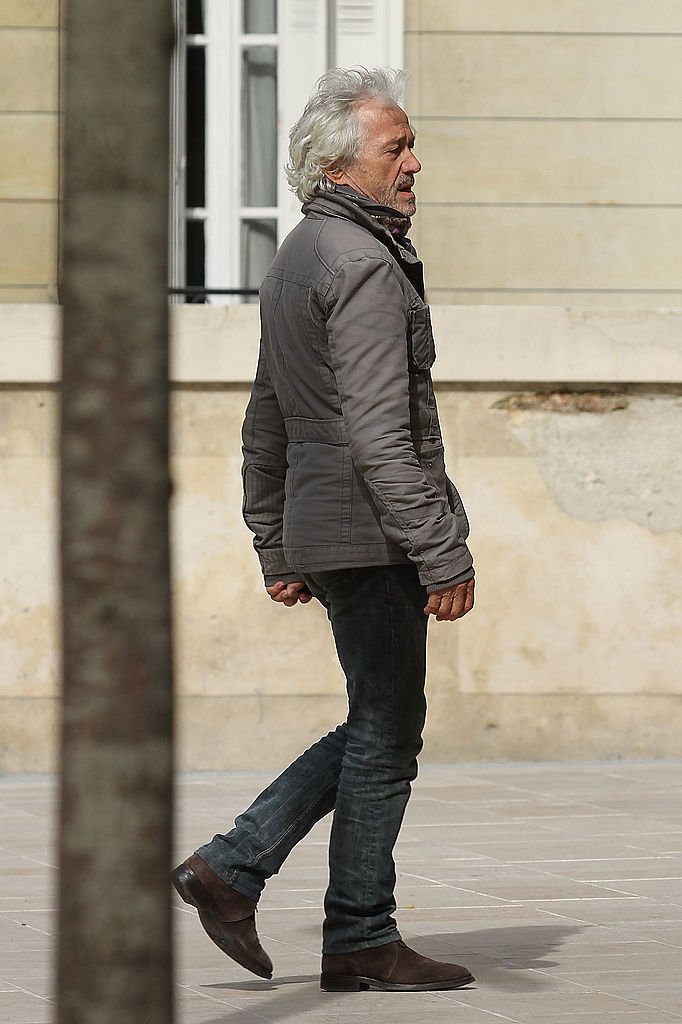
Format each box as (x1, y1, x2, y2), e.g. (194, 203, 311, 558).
(375, 176, 416, 216)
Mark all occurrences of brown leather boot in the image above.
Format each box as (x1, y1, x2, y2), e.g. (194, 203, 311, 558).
(172, 853, 273, 979)
(320, 939, 474, 991)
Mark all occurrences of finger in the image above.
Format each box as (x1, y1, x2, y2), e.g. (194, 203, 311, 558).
(266, 581, 286, 600)
(423, 594, 441, 616)
(298, 591, 313, 603)
(450, 580, 475, 620)
(435, 591, 454, 621)
(452, 580, 475, 619)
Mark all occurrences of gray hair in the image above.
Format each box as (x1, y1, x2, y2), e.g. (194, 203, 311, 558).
(286, 67, 408, 202)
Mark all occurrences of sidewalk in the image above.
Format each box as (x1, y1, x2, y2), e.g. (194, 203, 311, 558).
(1, 761, 681, 1023)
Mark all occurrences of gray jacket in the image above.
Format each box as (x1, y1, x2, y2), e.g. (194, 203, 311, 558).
(241, 191, 474, 592)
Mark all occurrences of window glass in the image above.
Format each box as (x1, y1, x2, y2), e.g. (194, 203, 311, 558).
(241, 46, 277, 208)
(186, 220, 205, 291)
(187, 0, 204, 35)
(243, 0, 277, 34)
(186, 45, 206, 209)
(241, 219, 277, 299)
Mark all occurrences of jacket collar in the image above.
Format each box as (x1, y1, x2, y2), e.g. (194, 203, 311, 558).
(333, 185, 413, 241)
(302, 190, 425, 299)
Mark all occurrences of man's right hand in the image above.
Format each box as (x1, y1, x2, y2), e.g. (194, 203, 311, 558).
(266, 580, 313, 607)
(423, 578, 475, 621)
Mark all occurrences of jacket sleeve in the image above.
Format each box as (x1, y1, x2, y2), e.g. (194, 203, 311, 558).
(326, 254, 473, 588)
(241, 344, 300, 582)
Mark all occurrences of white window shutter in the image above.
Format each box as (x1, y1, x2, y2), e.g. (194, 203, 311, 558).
(278, 0, 329, 239)
(335, 0, 404, 70)
(204, 0, 240, 297)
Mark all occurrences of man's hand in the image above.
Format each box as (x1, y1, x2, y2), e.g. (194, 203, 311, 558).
(266, 580, 313, 607)
(423, 578, 475, 621)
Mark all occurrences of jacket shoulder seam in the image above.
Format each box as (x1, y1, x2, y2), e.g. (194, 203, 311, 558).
(313, 220, 334, 274)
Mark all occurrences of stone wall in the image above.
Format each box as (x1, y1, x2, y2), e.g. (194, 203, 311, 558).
(2, 1, 682, 770)
(0, 2, 59, 302)
(1, 305, 680, 772)
(4, 3, 682, 310)
(406, 0, 682, 307)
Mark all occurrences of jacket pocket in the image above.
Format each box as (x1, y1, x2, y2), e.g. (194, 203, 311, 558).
(407, 301, 436, 370)
(284, 441, 349, 548)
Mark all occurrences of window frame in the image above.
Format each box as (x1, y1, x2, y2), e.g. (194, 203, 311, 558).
(170, 0, 404, 303)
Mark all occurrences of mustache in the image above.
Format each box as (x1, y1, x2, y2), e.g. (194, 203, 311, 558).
(397, 176, 415, 190)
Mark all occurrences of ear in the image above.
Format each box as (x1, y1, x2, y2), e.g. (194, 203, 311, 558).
(323, 166, 347, 186)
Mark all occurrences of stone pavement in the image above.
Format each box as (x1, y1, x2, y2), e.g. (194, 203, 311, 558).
(1, 762, 682, 1023)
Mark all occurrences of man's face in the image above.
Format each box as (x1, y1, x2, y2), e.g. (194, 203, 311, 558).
(328, 101, 421, 216)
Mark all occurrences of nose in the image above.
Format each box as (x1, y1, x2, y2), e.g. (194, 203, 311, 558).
(404, 149, 421, 174)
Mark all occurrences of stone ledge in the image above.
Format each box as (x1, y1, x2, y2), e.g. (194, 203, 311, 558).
(2, 303, 682, 384)
(4, 690, 681, 775)
(176, 692, 682, 770)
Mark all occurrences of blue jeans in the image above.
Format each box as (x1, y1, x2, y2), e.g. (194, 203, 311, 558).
(196, 564, 429, 954)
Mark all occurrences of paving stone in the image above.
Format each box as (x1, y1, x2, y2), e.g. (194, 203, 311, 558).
(2, 761, 682, 1023)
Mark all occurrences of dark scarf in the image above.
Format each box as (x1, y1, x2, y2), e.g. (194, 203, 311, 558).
(333, 185, 414, 251)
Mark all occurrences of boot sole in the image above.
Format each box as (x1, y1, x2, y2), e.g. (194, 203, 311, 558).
(172, 864, 273, 980)
(320, 970, 475, 992)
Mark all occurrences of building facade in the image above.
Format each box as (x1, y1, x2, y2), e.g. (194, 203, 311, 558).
(1, 1, 681, 771)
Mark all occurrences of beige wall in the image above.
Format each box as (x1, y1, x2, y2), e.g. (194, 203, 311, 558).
(4, 3, 682, 310)
(2, 3, 682, 771)
(172, 382, 682, 771)
(406, 1, 682, 306)
(0, 1, 59, 302)
(2, 305, 681, 773)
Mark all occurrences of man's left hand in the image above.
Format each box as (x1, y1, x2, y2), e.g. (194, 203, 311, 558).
(423, 578, 475, 621)
(266, 580, 313, 607)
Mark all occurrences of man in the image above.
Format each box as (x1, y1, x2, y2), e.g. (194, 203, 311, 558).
(173, 67, 475, 993)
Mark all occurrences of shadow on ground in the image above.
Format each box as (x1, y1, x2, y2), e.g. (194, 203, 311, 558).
(410, 923, 586, 987)
(197, 923, 584, 1023)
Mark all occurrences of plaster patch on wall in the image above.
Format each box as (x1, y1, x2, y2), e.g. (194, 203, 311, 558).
(499, 394, 682, 533)
(494, 391, 629, 415)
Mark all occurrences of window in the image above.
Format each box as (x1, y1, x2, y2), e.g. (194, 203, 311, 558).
(170, 0, 404, 303)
